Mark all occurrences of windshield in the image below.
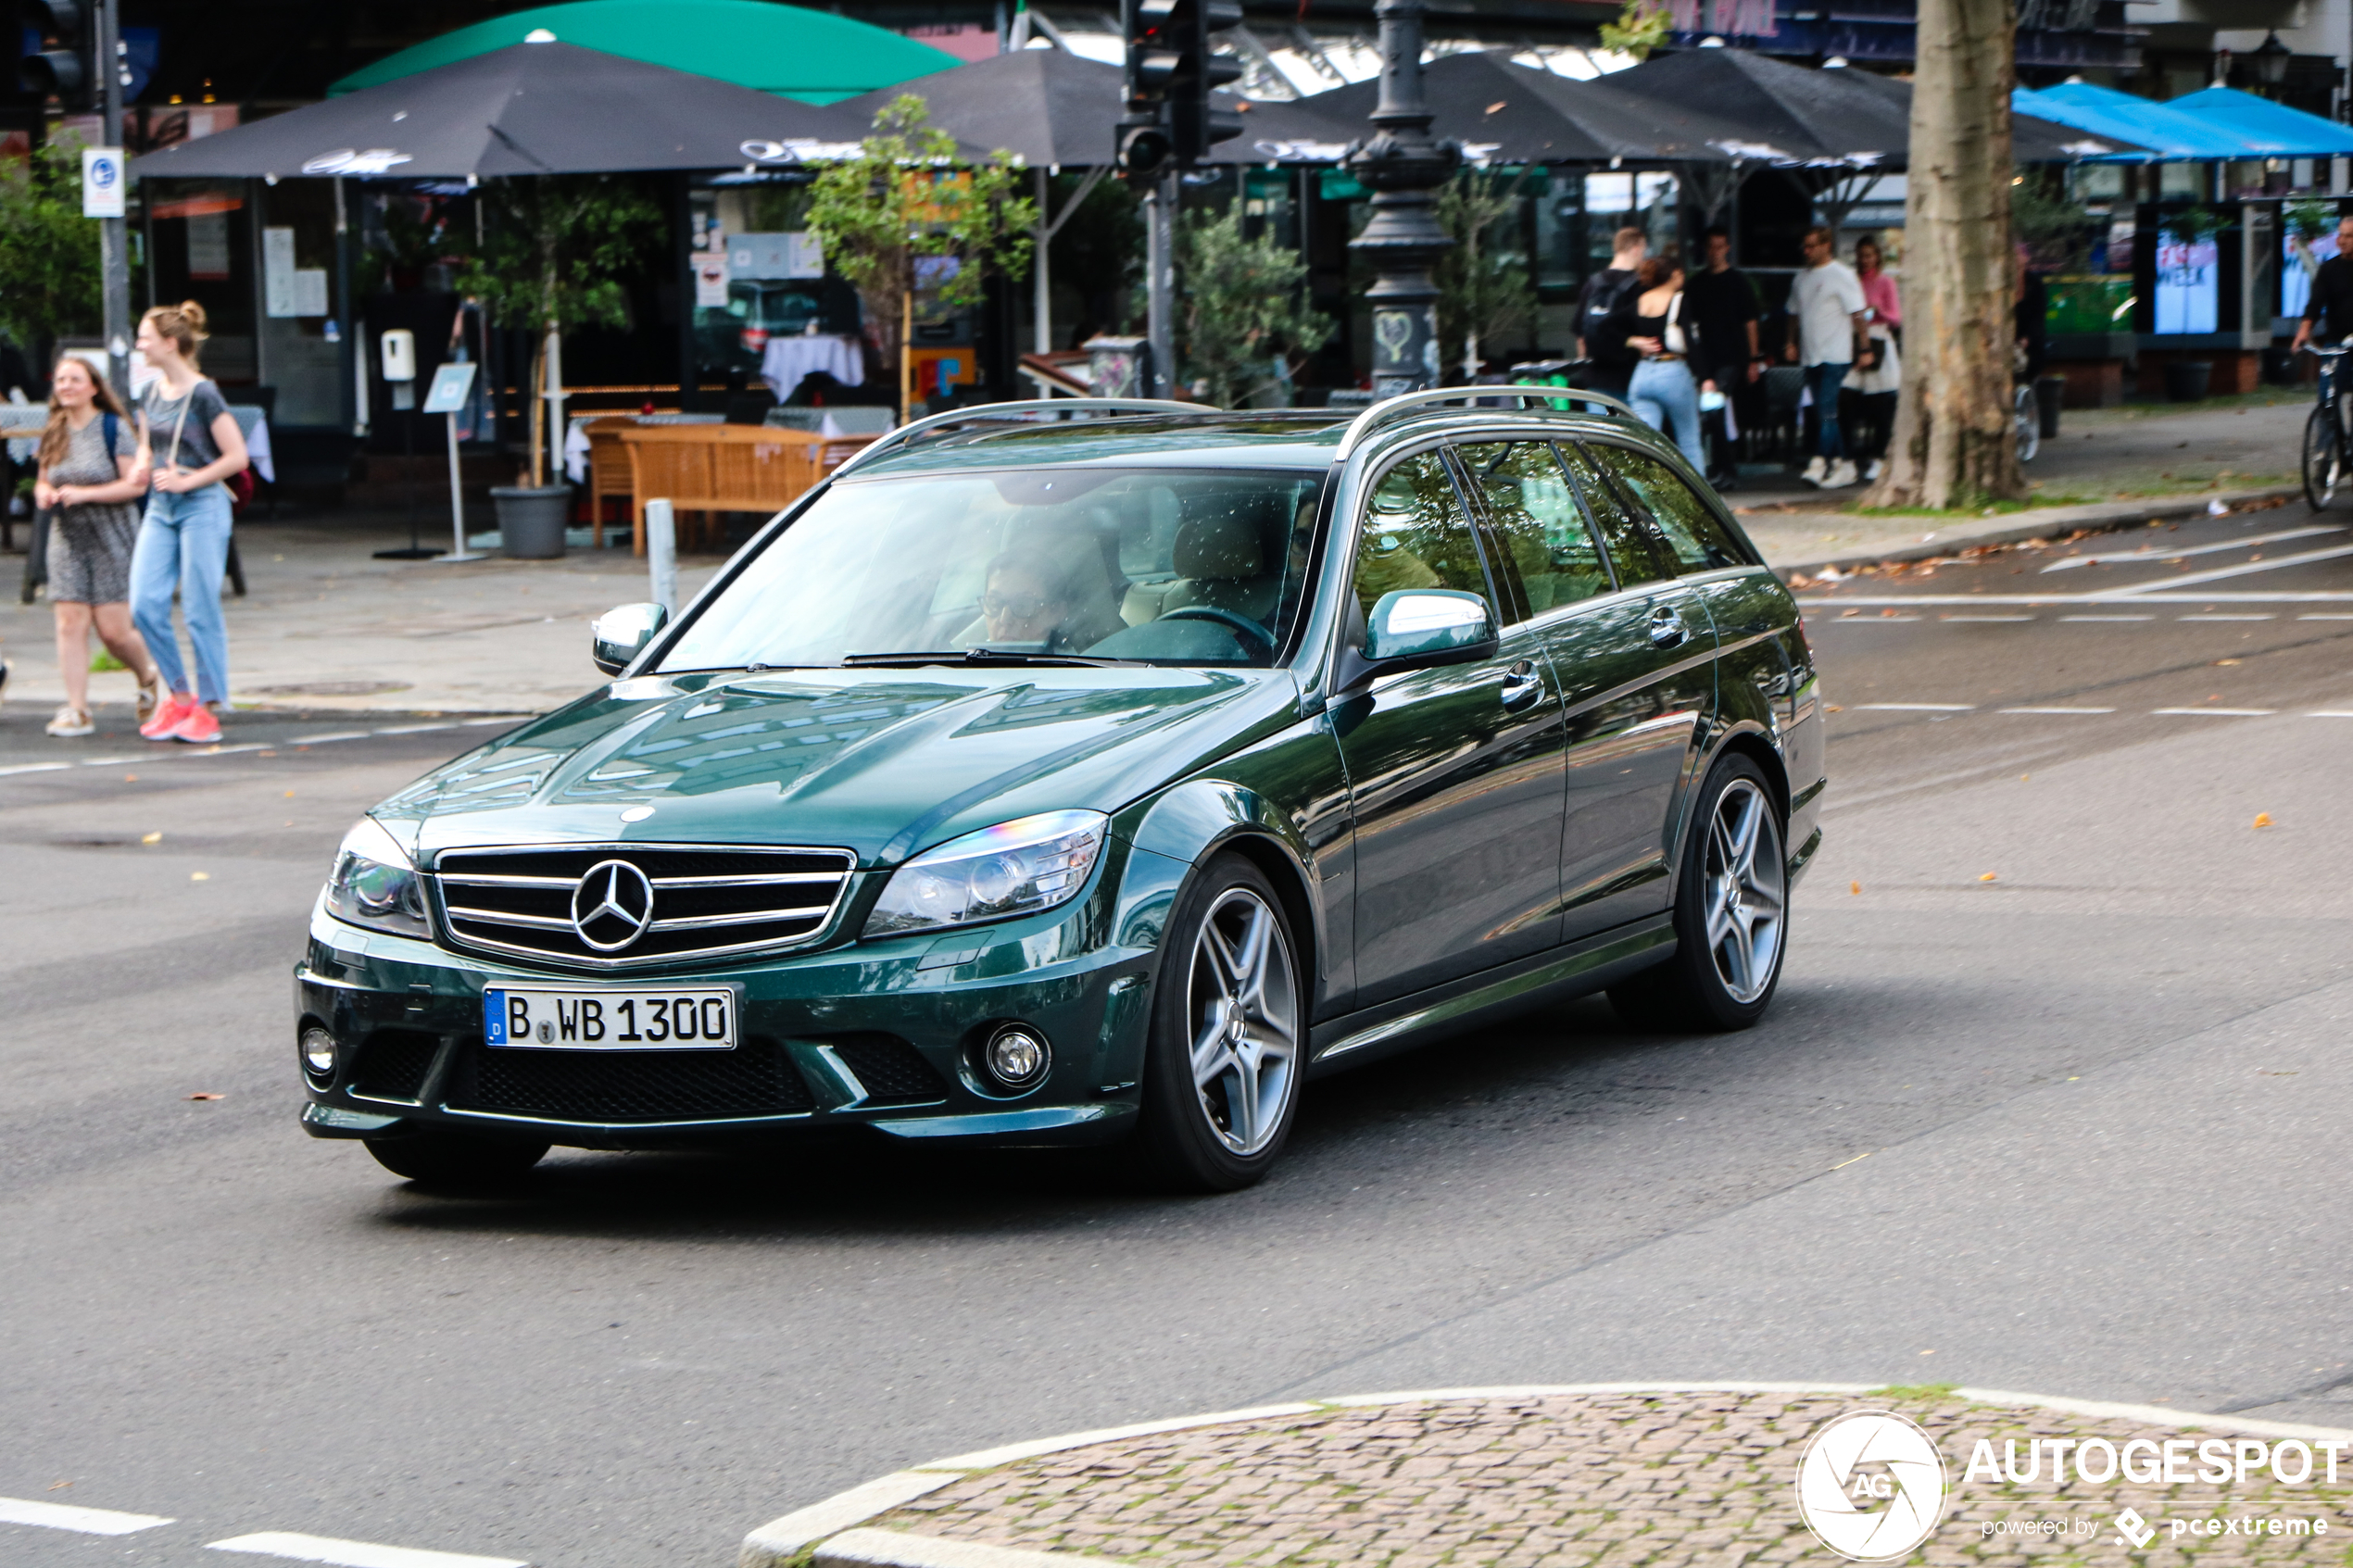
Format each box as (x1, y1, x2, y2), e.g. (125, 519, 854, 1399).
(660, 467, 1327, 671)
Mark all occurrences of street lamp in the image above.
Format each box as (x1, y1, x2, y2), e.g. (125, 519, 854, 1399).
(2248, 31, 2292, 89)
(1346, 0, 1460, 396)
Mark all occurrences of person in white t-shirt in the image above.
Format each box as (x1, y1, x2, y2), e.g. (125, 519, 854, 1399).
(1783, 226, 1869, 489)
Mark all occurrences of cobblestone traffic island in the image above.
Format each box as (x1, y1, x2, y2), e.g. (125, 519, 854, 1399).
(786, 1388, 2353, 1568)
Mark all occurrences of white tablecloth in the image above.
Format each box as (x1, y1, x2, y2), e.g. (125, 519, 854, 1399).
(563, 412, 724, 483)
(760, 334, 863, 402)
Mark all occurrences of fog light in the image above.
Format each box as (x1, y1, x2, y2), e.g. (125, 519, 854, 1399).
(301, 1025, 339, 1079)
(985, 1024, 1051, 1092)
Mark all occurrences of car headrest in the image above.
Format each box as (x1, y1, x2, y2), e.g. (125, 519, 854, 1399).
(1174, 511, 1265, 581)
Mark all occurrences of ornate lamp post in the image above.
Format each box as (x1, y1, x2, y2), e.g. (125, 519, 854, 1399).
(1346, 0, 1460, 396)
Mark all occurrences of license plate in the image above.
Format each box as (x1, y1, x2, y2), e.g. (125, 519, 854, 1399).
(483, 985, 738, 1050)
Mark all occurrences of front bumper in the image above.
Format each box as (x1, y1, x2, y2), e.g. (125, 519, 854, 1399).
(292, 849, 1184, 1151)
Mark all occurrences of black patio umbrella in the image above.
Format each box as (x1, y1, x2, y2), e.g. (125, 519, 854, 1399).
(1302, 53, 1644, 166)
(1829, 64, 2143, 163)
(834, 47, 1362, 169)
(129, 40, 877, 181)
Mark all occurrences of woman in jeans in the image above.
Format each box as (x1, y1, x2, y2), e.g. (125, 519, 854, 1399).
(1613, 256, 1708, 472)
(129, 301, 249, 745)
(37, 355, 162, 736)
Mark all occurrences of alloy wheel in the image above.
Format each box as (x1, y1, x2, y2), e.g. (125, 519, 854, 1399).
(1186, 886, 1300, 1156)
(1703, 778, 1786, 1005)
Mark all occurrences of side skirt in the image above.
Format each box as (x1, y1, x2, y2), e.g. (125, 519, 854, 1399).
(1305, 915, 1676, 1078)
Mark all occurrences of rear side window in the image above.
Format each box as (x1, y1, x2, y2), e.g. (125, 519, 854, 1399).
(1586, 443, 1752, 572)
(1553, 440, 1670, 588)
(1454, 441, 1614, 623)
(1353, 451, 1494, 619)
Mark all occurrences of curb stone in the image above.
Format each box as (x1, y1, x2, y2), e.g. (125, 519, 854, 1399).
(1765, 483, 2301, 579)
(737, 1383, 2353, 1568)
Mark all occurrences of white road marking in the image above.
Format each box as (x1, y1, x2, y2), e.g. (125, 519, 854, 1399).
(206, 1532, 527, 1568)
(371, 722, 460, 734)
(2091, 542, 2353, 596)
(2152, 707, 2276, 716)
(2176, 613, 2275, 621)
(286, 732, 373, 746)
(2299, 613, 2353, 620)
(460, 716, 519, 726)
(0, 761, 72, 775)
(2061, 614, 2156, 621)
(1940, 614, 2035, 621)
(1998, 706, 2115, 714)
(2039, 525, 2345, 571)
(0, 1496, 174, 1534)
(2307, 709, 2353, 717)
(1855, 703, 1976, 711)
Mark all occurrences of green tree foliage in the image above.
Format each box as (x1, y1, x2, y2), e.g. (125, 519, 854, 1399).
(1176, 207, 1333, 408)
(802, 95, 1034, 385)
(1598, 0, 1672, 59)
(0, 135, 101, 359)
(1435, 169, 1534, 379)
(455, 174, 662, 335)
(1049, 172, 1144, 341)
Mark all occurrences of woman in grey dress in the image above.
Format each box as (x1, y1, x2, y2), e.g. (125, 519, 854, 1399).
(37, 355, 160, 737)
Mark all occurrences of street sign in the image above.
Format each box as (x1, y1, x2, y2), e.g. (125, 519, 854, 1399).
(421, 360, 477, 415)
(81, 146, 122, 218)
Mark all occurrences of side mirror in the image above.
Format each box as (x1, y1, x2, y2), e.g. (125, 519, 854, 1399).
(1363, 588, 1496, 667)
(591, 602, 669, 675)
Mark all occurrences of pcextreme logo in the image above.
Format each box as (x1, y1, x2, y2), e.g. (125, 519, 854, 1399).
(1793, 1411, 1950, 1562)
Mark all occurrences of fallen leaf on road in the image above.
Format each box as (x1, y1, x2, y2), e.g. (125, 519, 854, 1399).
(45, 1481, 70, 1491)
(141, 832, 160, 844)
(2020, 774, 2030, 782)
(2254, 812, 2273, 828)
(186, 1093, 223, 1101)
(2215, 659, 2241, 666)
(1979, 872, 1999, 882)
(283, 790, 295, 797)
(123, 774, 137, 782)
(190, 872, 210, 882)
(1850, 882, 1861, 896)
(1919, 1348, 1937, 1356)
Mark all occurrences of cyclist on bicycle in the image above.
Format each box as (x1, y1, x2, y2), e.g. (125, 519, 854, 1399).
(2289, 213, 2353, 365)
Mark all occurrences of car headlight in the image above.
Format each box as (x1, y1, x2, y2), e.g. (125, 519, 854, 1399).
(863, 809, 1107, 937)
(323, 816, 430, 939)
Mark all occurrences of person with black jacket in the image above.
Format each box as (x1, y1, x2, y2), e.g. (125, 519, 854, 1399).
(1574, 227, 1647, 398)
(2291, 214, 2353, 355)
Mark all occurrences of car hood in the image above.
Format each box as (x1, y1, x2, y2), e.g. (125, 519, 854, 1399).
(375, 665, 1300, 868)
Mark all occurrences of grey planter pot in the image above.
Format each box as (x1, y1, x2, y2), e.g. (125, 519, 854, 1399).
(491, 485, 571, 558)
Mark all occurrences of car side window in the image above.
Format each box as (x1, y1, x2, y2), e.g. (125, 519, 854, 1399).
(1353, 451, 1494, 622)
(1455, 441, 1615, 623)
(1588, 443, 1752, 572)
(1553, 441, 1670, 588)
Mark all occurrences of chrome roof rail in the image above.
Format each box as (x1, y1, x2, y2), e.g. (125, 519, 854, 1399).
(1334, 386, 1637, 459)
(827, 397, 1217, 479)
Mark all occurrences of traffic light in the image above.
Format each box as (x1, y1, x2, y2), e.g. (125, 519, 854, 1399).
(20, 0, 94, 111)
(1117, 0, 1241, 172)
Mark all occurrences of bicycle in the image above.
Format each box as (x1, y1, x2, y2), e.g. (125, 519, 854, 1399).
(2302, 341, 2353, 511)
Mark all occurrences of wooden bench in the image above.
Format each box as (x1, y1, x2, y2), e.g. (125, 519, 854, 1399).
(580, 416, 638, 550)
(619, 422, 826, 555)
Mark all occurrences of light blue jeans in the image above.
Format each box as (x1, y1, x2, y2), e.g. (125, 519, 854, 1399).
(131, 483, 233, 704)
(1629, 358, 1706, 472)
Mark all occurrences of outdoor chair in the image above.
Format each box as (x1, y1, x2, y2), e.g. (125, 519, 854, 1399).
(619, 422, 825, 555)
(581, 416, 638, 549)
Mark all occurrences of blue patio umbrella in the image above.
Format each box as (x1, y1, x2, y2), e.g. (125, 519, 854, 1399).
(2159, 85, 2353, 157)
(2015, 82, 2281, 161)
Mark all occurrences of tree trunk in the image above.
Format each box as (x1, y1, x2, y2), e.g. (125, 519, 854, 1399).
(1856, 0, 2026, 511)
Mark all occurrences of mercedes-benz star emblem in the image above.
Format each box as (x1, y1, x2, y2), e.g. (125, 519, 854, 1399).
(571, 859, 655, 951)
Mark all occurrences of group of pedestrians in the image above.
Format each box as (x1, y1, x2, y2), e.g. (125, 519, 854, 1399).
(1572, 223, 1903, 493)
(37, 300, 250, 743)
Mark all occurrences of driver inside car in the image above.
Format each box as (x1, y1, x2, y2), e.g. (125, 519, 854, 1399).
(959, 548, 1116, 652)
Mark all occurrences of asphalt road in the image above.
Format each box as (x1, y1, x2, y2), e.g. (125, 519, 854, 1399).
(6, 506, 2353, 1567)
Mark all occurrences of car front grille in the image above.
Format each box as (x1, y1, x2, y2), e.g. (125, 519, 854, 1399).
(827, 1034, 952, 1106)
(445, 1035, 817, 1123)
(349, 1028, 440, 1102)
(431, 843, 856, 969)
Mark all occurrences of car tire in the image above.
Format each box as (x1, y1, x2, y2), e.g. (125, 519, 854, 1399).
(1134, 851, 1305, 1193)
(363, 1132, 549, 1187)
(1608, 751, 1788, 1033)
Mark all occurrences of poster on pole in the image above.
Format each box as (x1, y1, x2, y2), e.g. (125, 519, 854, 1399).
(82, 147, 124, 218)
(422, 360, 479, 416)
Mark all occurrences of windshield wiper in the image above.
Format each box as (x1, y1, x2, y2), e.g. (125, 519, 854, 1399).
(839, 648, 1139, 669)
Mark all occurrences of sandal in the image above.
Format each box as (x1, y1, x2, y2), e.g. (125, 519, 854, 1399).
(136, 672, 167, 724)
(45, 705, 94, 738)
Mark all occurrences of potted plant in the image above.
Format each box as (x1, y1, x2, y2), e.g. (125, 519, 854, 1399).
(1176, 207, 1333, 408)
(802, 96, 1034, 418)
(457, 175, 660, 557)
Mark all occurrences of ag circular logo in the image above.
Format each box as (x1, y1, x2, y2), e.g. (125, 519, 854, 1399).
(1793, 1411, 1948, 1562)
(571, 859, 655, 951)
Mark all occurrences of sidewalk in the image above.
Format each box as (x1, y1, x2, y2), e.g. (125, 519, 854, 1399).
(0, 517, 723, 717)
(743, 1386, 2353, 1568)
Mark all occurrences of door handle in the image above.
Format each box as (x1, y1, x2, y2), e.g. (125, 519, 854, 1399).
(1499, 659, 1544, 711)
(1649, 605, 1687, 647)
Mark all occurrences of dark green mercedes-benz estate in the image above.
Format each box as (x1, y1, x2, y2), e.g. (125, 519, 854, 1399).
(296, 392, 1823, 1190)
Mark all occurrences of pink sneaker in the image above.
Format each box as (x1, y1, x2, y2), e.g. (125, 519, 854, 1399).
(140, 693, 193, 739)
(169, 703, 222, 745)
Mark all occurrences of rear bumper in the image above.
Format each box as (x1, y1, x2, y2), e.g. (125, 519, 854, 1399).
(292, 892, 1158, 1152)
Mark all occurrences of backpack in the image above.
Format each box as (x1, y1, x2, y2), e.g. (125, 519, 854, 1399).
(1579, 270, 1642, 364)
